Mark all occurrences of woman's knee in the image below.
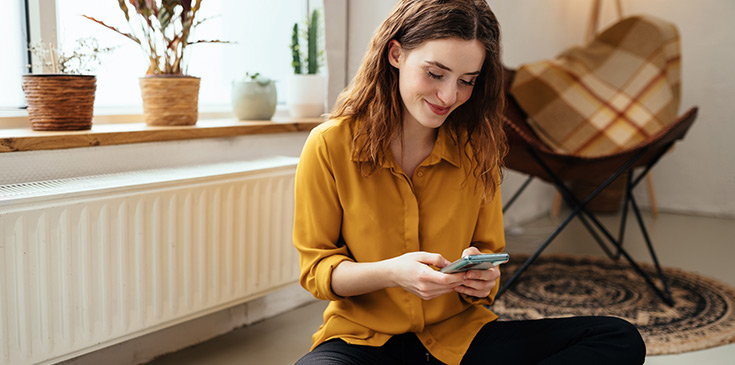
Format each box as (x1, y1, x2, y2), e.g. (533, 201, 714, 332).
(594, 316, 646, 363)
(294, 339, 387, 365)
(295, 352, 349, 365)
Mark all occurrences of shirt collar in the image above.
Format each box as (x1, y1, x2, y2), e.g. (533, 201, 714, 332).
(426, 124, 462, 168)
(350, 122, 462, 169)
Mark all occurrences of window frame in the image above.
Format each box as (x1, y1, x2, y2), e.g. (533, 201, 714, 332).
(1, 0, 343, 141)
(26, 0, 58, 74)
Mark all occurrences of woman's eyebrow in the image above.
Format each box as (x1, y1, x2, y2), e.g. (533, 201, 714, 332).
(424, 60, 481, 76)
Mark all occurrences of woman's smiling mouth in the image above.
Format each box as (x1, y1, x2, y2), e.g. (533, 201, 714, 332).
(425, 100, 450, 115)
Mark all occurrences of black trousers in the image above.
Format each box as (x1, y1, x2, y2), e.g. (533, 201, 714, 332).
(295, 316, 646, 365)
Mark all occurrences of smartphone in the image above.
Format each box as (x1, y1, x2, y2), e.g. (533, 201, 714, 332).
(440, 253, 510, 273)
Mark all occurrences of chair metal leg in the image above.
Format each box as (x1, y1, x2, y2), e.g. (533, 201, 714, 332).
(496, 145, 676, 306)
(536, 147, 664, 264)
(530, 146, 645, 256)
(497, 201, 584, 298)
(593, 167, 674, 305)
(613, 170, 634, 259)
(573, 167, 675, 305)
(556, 186, 618, 259)
(626, 188, 674, 305)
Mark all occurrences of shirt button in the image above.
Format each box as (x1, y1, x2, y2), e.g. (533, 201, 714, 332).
(426, 338, 434, 345)
(416, 170, 425, 178)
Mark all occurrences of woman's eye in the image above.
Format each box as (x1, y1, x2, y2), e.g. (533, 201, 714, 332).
(427, 71, 443, 80)
(460, 79, 475, 86)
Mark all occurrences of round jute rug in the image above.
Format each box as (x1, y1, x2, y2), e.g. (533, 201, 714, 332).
(491, 254, 735, 355)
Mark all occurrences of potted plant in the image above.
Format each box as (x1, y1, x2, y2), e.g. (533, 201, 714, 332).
(231, 72, 277, 121)
(84, 0, 226, 126)
(22, 38, 112, 131)
(288, 9, 326, 118)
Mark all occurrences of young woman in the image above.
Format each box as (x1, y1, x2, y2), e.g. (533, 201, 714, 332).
(293, 1, 646, 364)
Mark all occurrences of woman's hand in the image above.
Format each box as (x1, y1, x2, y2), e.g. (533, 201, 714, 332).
(385, 252, 467, 300)
(331, 249, 498, 300)
(331, 251, 462, 299)
(454, 247, 501, 298)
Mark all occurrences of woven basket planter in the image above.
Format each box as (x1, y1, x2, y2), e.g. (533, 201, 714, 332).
(22, 74, 96, 131)
(140, 75, 200, 126)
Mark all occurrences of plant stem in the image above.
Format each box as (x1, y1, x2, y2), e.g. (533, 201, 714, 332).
(49, 43, 59, 74)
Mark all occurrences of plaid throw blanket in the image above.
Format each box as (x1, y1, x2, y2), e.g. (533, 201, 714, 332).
(510, 16, 681, 157)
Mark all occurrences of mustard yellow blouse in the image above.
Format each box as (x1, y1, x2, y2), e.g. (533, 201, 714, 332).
(293, 117, 505, 365)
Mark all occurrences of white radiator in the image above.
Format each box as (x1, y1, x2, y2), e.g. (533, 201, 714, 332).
(0, 157, 301, 365)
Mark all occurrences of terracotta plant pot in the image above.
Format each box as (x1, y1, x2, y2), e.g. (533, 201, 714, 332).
(139, 75, 200, 126)
(22, 74, 96, 131)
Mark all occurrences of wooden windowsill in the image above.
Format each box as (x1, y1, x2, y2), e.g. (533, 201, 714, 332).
(0, 118, 324, 153)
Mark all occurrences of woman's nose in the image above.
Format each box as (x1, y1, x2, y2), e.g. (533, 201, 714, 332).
(436, 82, 457, 106)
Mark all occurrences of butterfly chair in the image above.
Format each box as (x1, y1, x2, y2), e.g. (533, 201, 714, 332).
(498, 68, 698, 306)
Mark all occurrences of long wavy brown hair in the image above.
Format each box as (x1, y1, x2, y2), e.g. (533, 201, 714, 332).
(330, 0, 507, 199)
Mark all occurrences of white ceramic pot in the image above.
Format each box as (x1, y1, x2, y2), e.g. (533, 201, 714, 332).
(287, 74, 326, 118)
(231, 78, 277, 120)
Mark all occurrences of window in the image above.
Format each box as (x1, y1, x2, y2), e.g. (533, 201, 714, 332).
(0, 0, 29, 110)
(57, 0, 312, 109)
(8, 0, 315, 112)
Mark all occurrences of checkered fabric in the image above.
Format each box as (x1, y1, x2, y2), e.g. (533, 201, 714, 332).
(510, 16, 681, 157)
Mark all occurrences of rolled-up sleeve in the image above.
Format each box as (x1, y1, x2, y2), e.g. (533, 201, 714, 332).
(293, 126, 353, 301)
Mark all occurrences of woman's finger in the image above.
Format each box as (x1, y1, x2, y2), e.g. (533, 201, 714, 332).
(461, 246, 482, 257)
(464, 267, 500, 281)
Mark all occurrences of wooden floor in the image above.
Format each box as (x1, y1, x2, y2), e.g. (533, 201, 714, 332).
(147, 211, 735, 364)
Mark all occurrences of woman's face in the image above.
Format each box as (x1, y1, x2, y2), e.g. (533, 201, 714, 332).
(388, 37, 485, 131)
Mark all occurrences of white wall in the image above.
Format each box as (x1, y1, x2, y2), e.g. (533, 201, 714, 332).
(344, 0, 735, 219)
(346, 0, 398, 80)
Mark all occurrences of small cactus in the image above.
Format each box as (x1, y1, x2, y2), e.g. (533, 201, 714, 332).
(290, 23, 302, 74)
(306, 9, 319, 74)
(290, 9, 322, 75)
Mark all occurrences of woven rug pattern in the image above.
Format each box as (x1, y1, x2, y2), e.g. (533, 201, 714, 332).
(491, 254, 735, 355)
